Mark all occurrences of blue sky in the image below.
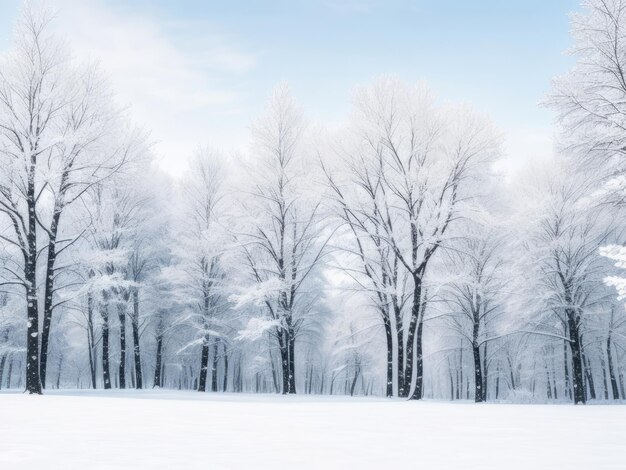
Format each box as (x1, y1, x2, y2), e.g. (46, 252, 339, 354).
(0, 0, 580, 175)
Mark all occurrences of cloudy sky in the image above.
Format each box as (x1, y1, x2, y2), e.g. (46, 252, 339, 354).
(0, 0, 579, 176)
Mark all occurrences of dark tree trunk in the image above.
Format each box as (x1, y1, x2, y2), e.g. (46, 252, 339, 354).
(222, 341, 228, 392)
(566, 309, 586, 404)
(25, 259, 41, 394)
(404, 276, 422, 399)
(459, 343, 464, 396)
(482, 342, 488, 401)
(279, 330, 289, 394)
(55, 353, 63, 389)
(0, 353, 6, 390)
(118, 300, 127, 389)
(383, 313, 393, 398)
(235, 356, 242, 392)
(394, 302, 405, 397)
(101, 296, 111, 389)
(6, 356, 13, 389)
(409, 315, 425, 400)
(507, 355, 516, 390)
(471, 303, 484, 403)
(269, 339, 279, 393)
(495, 363, 500, 399)
(563, 339, 571, 399)
(551, 355, 558, 399)
(87, 291, 97, 389)
(132, 288, 142, 389)
(607, 333, 619, 400)
(455, 361, 460, 400)
(23, 157, 42, 395)
(287, 326, 296, 394)
(350, 365, 361, 396)
(198, 334, 209, 392)
(211, 339, 219, 392)
(153, 331, 163, 388)
(583, 349, 596, 400)
(447, 358, 454, 400)
(472, 341, 484, 402)
(39, 207, 62, 389)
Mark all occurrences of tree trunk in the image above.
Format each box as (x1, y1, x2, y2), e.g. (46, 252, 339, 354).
(6, 356, 13, 389)
(25, 260, 41, 394)
(132, 287, 143, 389)
(55, 352, 63, 389)
(447, 358, 454, 400)
(472, 341, 484, 402)
(607, 333, 619, 400)
(198, 334, 210, 392)
(545, 359, 552, 400)
(222, 341, 228, 392)
(566, 309, 586, 404)
(350, 365, 361, 396)
(118, 299, 127, 389)
(409, 315, 425, 400)
(39, 207, 62, 389)
(153, 331, 163, 388)
(211, 339, 219, 392)
(403, 275, 422, 399)
(0, 353, 6, 390)
(287, 325, 296, 394)
(563, 339, 571, 399)
(101, 295, 111, 389)
(269, 338, 279, 393)
(383, 313, 393, 398)
(507, 355, 516, 390)
(482, 342, 488, 401)
(87, 291, 97, 389)
(495, 363, 500, 399)
(551, 354, 558, 399)
(583, 348, 596, 400)
(279, 331, 289, 394)
(24, 161, 42, 395)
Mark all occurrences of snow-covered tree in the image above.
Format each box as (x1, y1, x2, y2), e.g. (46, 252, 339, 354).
(234, 85, 328, 394)
(326, 78, 500, 399)
(0, 5, 133, 393)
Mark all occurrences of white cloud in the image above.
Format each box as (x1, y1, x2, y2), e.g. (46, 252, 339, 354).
(51, 0, 257, 176)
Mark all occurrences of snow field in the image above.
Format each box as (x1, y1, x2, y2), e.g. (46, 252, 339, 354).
(0, 390, 624, 469)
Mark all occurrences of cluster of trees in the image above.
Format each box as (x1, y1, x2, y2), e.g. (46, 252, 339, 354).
(1, 0, 626, 404)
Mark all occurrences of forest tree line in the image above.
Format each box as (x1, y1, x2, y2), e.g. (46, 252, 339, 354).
(1, 0, 626, 404)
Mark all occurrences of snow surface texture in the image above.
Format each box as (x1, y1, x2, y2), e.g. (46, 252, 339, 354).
(0, 391, 624, 469)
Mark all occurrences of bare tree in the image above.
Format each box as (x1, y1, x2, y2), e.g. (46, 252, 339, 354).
(234, 85, 328, 394)
(443, 230, 506, 402)
(0, 6, 132, 392)
(329, 78, 499, 399)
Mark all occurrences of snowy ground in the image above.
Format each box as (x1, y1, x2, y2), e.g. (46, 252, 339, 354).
(0, 390, 624, 469)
